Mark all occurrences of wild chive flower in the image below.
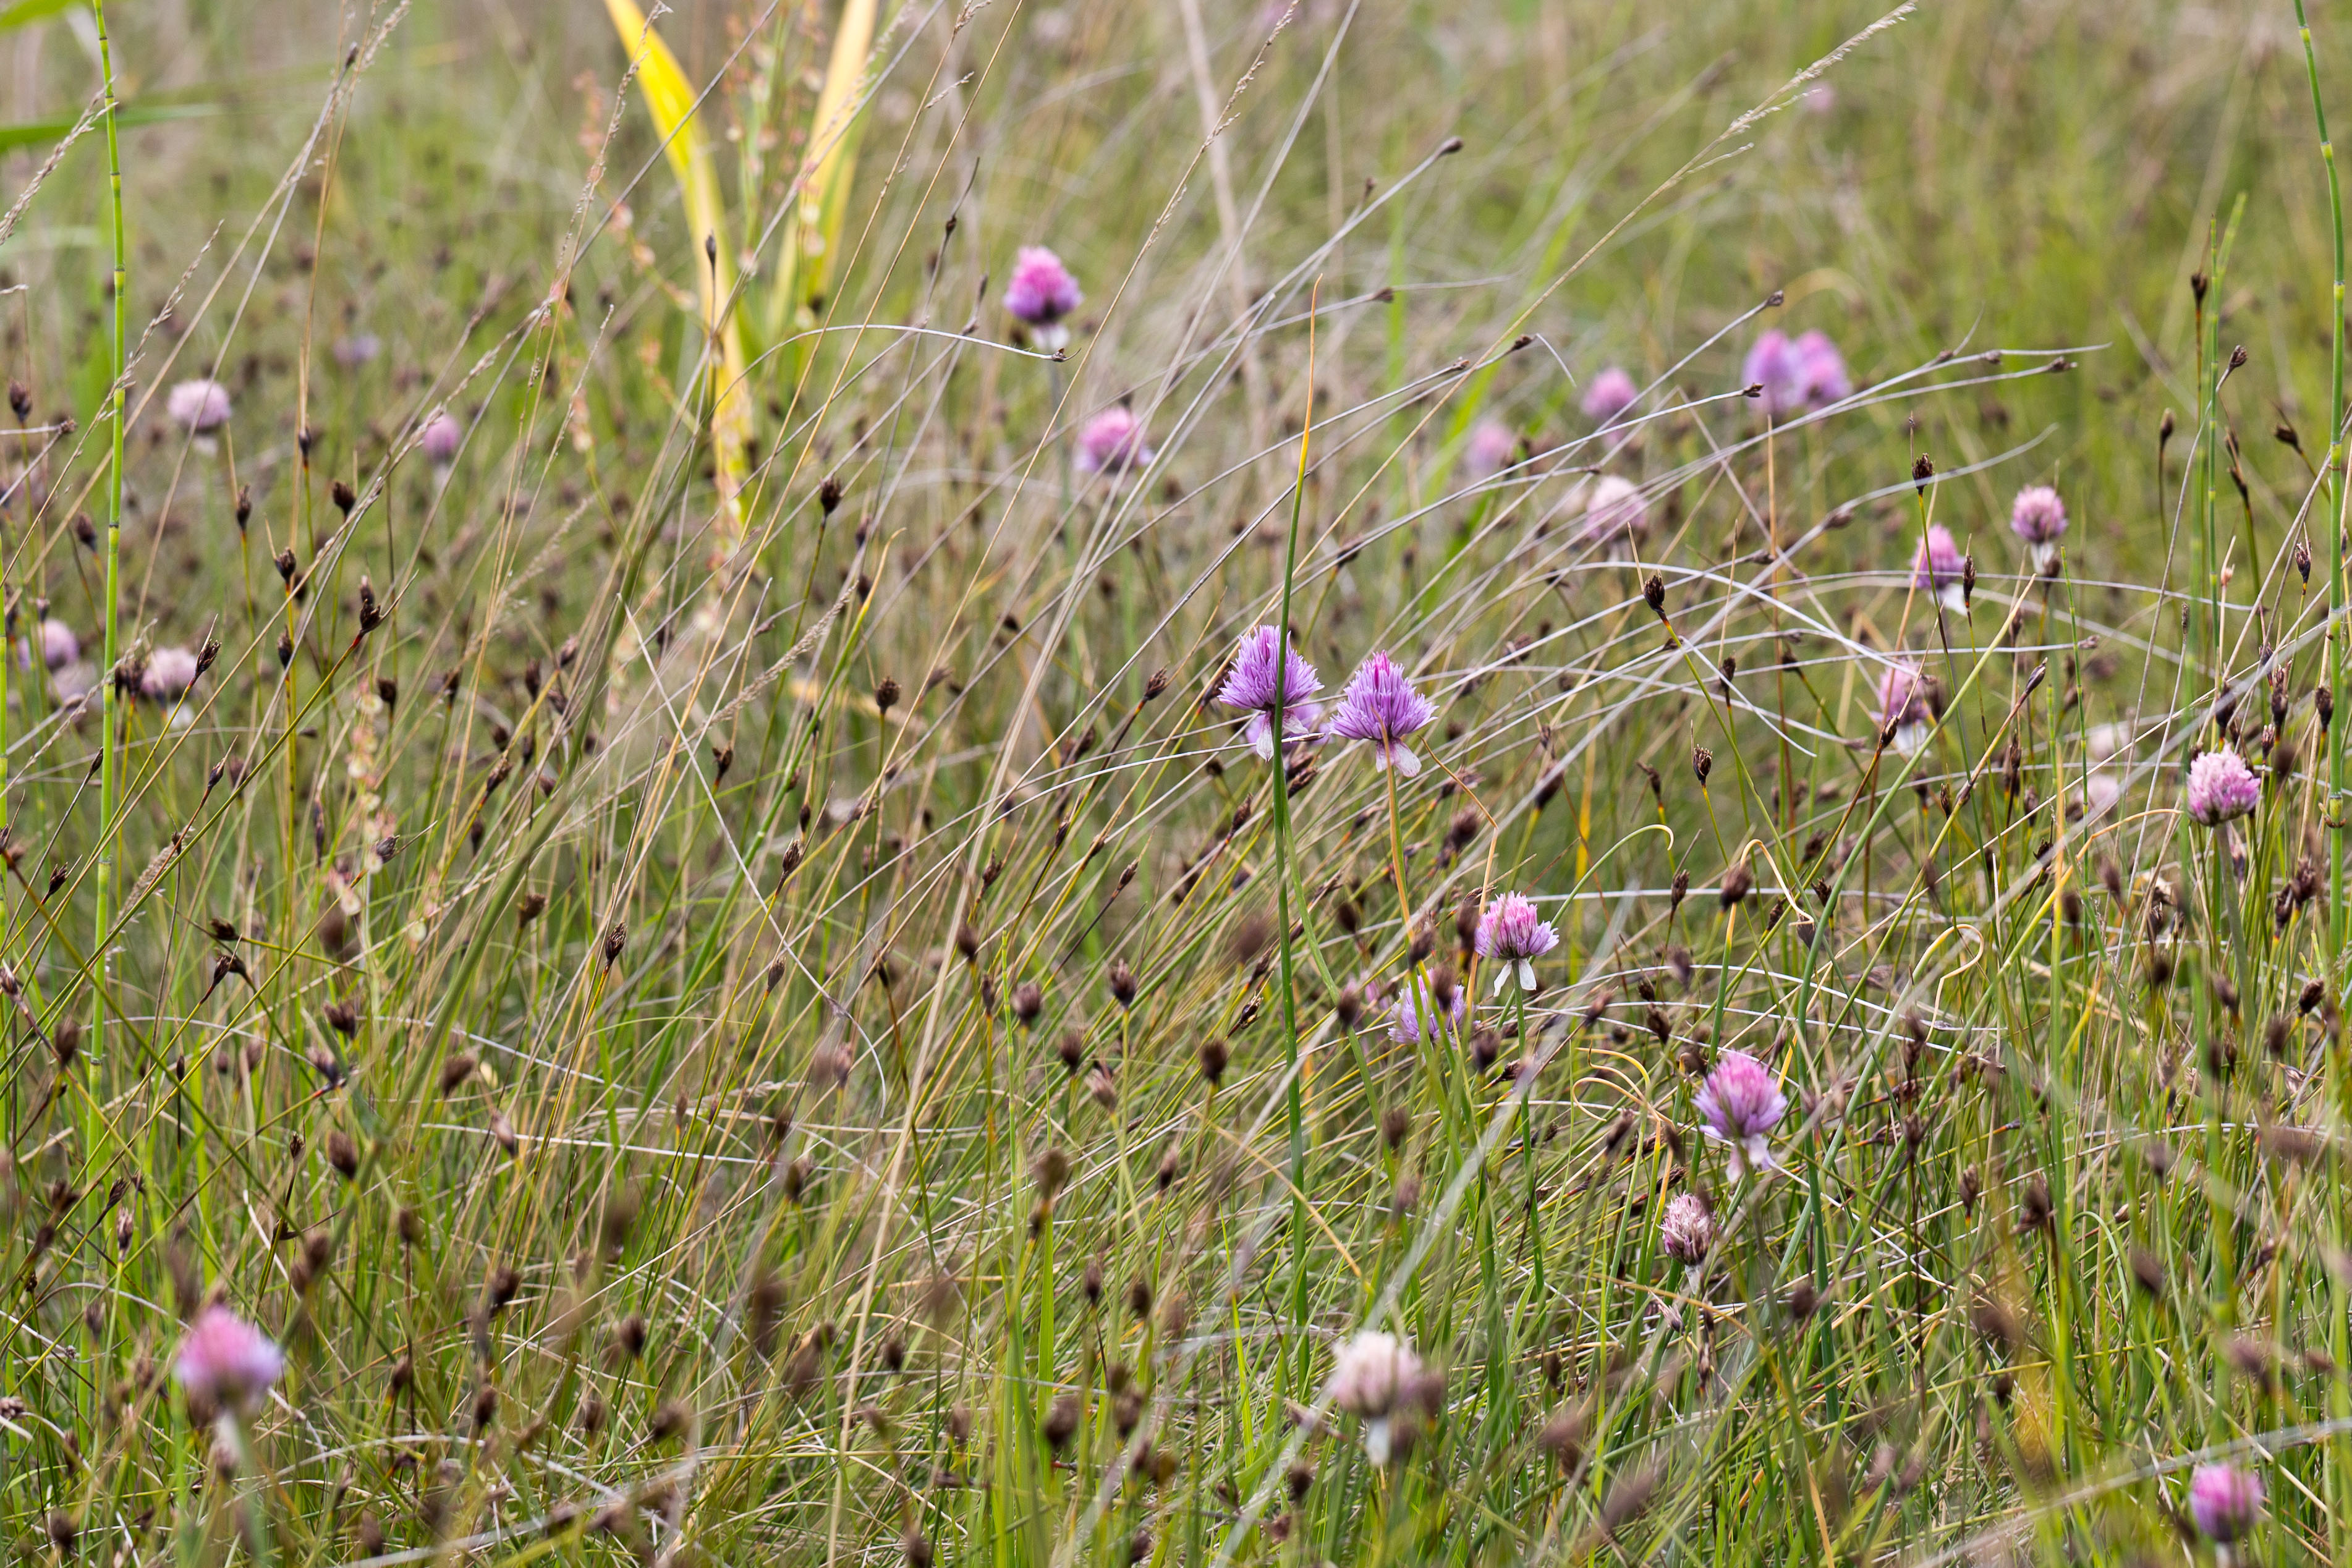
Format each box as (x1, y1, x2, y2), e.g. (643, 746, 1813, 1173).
(1696, 1049, 1787, 1180)
(1216, 625, 1323, 760)
(2010, 484, 2068, 573)
(1581, 366, 1639, 425)
(1744, 329, 1849, 418)
(166, 378, 232, 438)
(1328, 1329, 1422, 1465)
(1076, 407, 1152, 476)
(1474, 892, 1558, 993)
(1579, 474, 1647, 545)
(2188, 1462, 2262, 1543)
(2186, 747, 2260, 826)
(1463, 420, 1518, 481)
(1328, 651, 1437, 776)
(142, 646, 202, 703)
(1873, 662, 1933, 755)
(331, 333, 381, 370)
(174, 1305, 284, 1415)
(419, 410, 463, 468)
(20, 619, 76, 672)
(1388, 981, 1465, 1045)
(1658, 1192, 1713, 1264)
(1911, 523, 1968, 612)
(1003, 245, 1082, 350)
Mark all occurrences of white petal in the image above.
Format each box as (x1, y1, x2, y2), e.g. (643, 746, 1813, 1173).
(1493, 967, 1513, 996)
(1365, 1417, 1393, 1467)
(1244, 715, 1274, 760)
(1939, 584, 1968, 614)
(1517, 960, 1537, 990)
(1391, 745, 1422, 778)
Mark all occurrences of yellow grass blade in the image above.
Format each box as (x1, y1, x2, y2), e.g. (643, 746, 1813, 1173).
(603, 0, 752, 543)
(764, 0, 878, 345)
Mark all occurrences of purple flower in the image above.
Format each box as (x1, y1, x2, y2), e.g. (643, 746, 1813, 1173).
(1658, 1192, 1713, 1264)
(1793, 331, 1849, 405)
(331, 333, 381, 370)
(419, 410, 463, 467)
(1388, 980, 1465, 1045)
(1873, 662, 1933, 755)
(1743, 329, 1848, 418)
(1004, 246, 1083, 348)
(1579, 474, 1647, 545)
(1802, 83, 1836, 114)
(1912, 524, 1967, 612)
(1581, 367, 1639, 425)
(174, 1306, 284, 1415)
(1328, 1329, 1423, 1465)
(2186, 747, 2260, 827)
(1463, 420, 1518, 481)
(1076, 407, 1152, 476)
(1216, 625, 1324, 760)
(2010, 484, 2067, 573)
(2188, 1463, 2263, 1543)
(166, 379, 232, 436)
(1328, 651, 1437, 776)
(1473, 892, 1558, 993)
(142, 646, 202, 703)
(19, 619, 77, 672)
(1696, 1049, 1787, 1180)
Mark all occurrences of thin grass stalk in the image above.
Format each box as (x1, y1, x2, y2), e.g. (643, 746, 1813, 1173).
(91, 0, 125, 1106)
(2295, 0, 2347, 957)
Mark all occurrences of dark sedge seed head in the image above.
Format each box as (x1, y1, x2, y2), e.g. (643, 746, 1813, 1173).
(274, 548, 297, 583)
(1106, 958, 1137, 1007)
(600, 920, 627, 967)
(819, 477, 844, 515)
(1197, 1037, 1229, 1085)
(7, 380, 28, 420)
(234, 486, 252, 529)
(2302, 980, 2327, 1015)
(1012, 980, 1043, 1024)
(1380, 1105, 1411, 1150)
(1056, 1028, 1084, 1073)
(1642, 575, 1666, 616)
(874, 677, 900, 714)
(1670, 869, 1689, 910)
(1719, 861, 1752, 907)
(1691, 745, 1712, 786)
(331, 479, 357, 515)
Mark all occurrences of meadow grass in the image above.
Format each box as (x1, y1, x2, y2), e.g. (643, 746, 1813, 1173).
(7, 0, 2352, 1562)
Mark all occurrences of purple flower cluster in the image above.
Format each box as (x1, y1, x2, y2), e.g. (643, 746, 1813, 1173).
(1579, 474, 1647, 546)
(2188, 1462, 2263, 1543)
(1327, 651, 1437, 776)
(1743, 329, 1849, 419)
(1658, 1192, 1712, 1264)
(419, 409, 464, 468)
(1388, 980, 1465, 1045)
(1004, 245, 1083, 349)
(1076, 407, 1152, 475)
(1873, 662, 1932, 755)
(2185, 747, 2259, 827)
(1581, 366, 1639, 425)
(1696, 1049, 1787, 1180)
(1463, 420, 1518, 481)
(2010, 484, 2068, 573)
(167, 378, 232, 437)
(175, 1306, 284, 1416)
(1216, 625, 1324, 759)
(1473, 892, 1557, 992)
(1912, 523, 1967, 612)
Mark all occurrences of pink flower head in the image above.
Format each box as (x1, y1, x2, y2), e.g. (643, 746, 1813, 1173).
(1695, 1049, 1787, 1180)
(2186, 747, 2260, 827)
(1463, 420, 1519, 481)
(1473, 892, 1558, 992)
(1579, 474, 1648, 545)
(1912, 524, 1968, 611)
(1328, 651, 1437, 776)
(1216, 625, 1323, 760)
(1004, 246, 1082, 332)
(1793, 331, 1850, 405)
(1874, 661, 1933, 754)
(1658, 1192, 1713, 1264)
(1802, 83, 1836, 114)
(2188, 1462, 2263, 1543)
(2010, 484, 2067, 572)
(1076, 407, 1152, 476)
(20, 619, 77, 672)
(1328, 1329, 1424, 1465)
(418, 410, 463, 467)
(1388, 980, 1466, 1045)
(166, 378, 232, 435)
(1743, 329, 1847, 417)
(331, 333, 381, 370)
(174, 1305, 284, 1415)
(1581, 367, 1639, 425)
(142, 645, 202, 703)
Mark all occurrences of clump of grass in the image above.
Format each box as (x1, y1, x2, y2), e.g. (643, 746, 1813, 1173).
(9, 0, 2352, 1563)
